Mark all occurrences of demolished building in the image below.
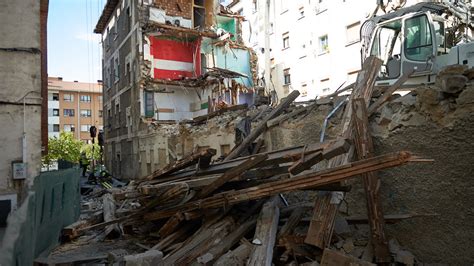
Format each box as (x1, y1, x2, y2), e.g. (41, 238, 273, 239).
(94, 0, 260, 179)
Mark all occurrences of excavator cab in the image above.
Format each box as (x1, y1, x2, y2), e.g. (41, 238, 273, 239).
(369, 11, 437, 82)
(363, 2, 474, 87)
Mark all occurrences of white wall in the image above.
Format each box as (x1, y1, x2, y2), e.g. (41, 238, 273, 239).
(230, 0, 432, 101)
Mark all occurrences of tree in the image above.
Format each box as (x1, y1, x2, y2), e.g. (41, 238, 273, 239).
(42, 132, 83, 166)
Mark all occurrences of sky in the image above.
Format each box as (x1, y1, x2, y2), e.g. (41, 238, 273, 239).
(48, 0, 106, 83)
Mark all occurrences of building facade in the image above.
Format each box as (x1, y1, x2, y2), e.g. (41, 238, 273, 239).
(226, 0, 425, 101)
(0, 0, 49, 209)
(47, 77, 103, 143)
(95, 0, 257, 179)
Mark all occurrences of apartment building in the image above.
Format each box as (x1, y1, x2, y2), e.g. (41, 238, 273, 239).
(94, 0, 257, 179)
(47, 77, 103, 143)
(226, 0, 424, 101)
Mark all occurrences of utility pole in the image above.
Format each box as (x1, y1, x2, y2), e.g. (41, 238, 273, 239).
(264, 0, 272, 102)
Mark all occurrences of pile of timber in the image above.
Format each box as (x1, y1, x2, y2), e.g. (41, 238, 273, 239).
(56, 57, 431, 265)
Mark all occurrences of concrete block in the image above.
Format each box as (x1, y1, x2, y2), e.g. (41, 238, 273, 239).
(395, 250, 415, 266)
(456, 87, 474, 105)
(124, 250, 164, 266)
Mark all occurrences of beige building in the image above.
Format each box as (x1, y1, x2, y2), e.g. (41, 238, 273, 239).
(47, 77, 103, 143)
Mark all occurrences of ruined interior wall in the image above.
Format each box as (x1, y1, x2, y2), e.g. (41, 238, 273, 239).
(0, 0, 42, 195)
(153, 0, 193, 19)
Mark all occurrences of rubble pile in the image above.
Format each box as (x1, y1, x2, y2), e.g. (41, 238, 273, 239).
(42, 60, 473, 265)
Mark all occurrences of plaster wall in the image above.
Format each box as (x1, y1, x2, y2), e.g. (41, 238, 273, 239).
(0, 1, 42, 194)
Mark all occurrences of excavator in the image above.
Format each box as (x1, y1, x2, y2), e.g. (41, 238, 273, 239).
(361, 0, 473, 88)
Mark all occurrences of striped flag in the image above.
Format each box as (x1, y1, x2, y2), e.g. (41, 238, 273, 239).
(150, 37, 201, 80)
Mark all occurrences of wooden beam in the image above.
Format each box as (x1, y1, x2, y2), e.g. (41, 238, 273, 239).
(197, 217, 257, 265)
(288, 138, 351, 175)
(277, 207, 304, 239)
(165, 138, 350, 180)
(214, 243, 252, 266)
(248, 196, 280, 266)
(197, 154, 268, 198)
(368, 69, 414, 115)
(305, 56, 383, 249)
(266, 106, 308, 128)
(225, 90, 300, 161)
(163, 216, 235, 265)
(143, 151, 423, 221)
(352, 98, 390, 262)
(144, 21, 219, 38)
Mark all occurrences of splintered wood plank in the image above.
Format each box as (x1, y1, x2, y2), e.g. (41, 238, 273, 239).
(321, 248, 375, 266)
(143, 151, 421, 221)
(225, 90, 300, 161)
(197, 154, 268, 198)
(163, 216, 235, 265)
(305, 56, 383, 249)
(214, 243, 252, 266)
(289, 138, 351, 175)
(197, 217, 257, 265)
(278, 207, 304, 239)
(352, 98, 390, 262)
(248, 196, 280, 266)
(82, 152, 425, 233)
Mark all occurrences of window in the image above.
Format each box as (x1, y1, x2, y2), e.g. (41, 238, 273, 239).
(64, 124, 75, 132)
(283, 32, 289, 49)
(52, 109, 59, 116)
(144, 91, 155, 118)
(52, 93, 59, 101)
(53, 124, 60, 132)
(98, 95, 103, 102)
(283, 68, 291, 85)
(80, 109, 92, 117)
(301, 84, 308, 97)
(346, 22, 361, 45)
(81, 125, 92, 132)
(99, 110, 103, 117)
(63, 109, 75, 117)
(193, 0, 206, 29)
(405, 15, 433, 61)
(319, 35, 329, 54)
(321, 78, 330, 94)
(80, 95, 91, 102)
(63, 94, 74, 102)
(252, 0, 257, 12)
(114, 56, 120, 83)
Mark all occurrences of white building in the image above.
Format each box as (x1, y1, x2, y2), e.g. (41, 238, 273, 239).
(226, 0, 426, 101)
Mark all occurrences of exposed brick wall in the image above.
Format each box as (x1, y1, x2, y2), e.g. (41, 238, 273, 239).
(153, 0, 193, 19)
